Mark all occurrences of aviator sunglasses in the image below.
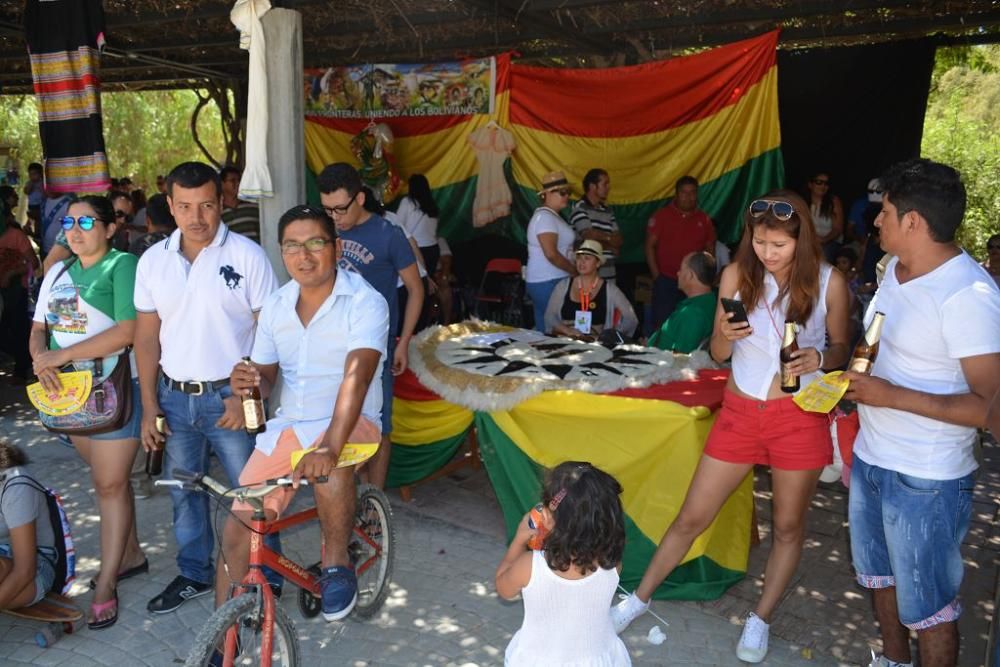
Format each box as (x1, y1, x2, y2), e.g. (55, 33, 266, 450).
(61, 215, 106, 231)
(748, 199, 795, 221)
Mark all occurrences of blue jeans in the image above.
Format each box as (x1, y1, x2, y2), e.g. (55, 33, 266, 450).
(848, 455, 975, 629)
(158, 378, 281, 585)
(526, 278, 563, 333)
(651, 275, 682, 331)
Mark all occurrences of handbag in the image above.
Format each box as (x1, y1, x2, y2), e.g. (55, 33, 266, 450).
(36, 260, 134, 436)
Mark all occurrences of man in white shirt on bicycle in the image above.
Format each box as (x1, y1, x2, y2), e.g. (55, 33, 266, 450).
(221, 204, 389, 622)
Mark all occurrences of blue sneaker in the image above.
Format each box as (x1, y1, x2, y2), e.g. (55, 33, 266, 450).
(319, 566, 357, 621)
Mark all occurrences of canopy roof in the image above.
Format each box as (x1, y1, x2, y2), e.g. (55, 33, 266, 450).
(1, 0, 998, 93)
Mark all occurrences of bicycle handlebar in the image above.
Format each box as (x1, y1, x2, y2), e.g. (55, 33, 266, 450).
(155, 468, 330, 501)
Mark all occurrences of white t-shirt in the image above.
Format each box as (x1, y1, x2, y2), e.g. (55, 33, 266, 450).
(394, 196, 438, 248)
(855, 253, 1000, 479)
(384, 211, 427, 284)
(134, 223, 278, 381)
(526, 207, 574, 283)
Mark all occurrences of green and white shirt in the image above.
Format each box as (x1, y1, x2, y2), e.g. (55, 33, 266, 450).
(33, 250, 138, 377)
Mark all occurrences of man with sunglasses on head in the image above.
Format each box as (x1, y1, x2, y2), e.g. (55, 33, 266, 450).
(133, 161, 280, 615)
(843, 159, 1000, 667)
(217, 204, 388, 624)
(645, 175, 716, 331)
(317, 163, 422, 490)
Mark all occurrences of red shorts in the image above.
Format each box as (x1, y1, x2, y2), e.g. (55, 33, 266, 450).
(703, 389, 832, 470)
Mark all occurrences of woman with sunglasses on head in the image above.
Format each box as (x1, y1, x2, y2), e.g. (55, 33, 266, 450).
(28, 195, 146, 631)
(803, 171, 844, 262)
(612, 191, 850, 663)
(526, 171, 577, 332)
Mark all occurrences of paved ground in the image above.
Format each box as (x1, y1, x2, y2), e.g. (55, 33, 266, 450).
(1, 364, 997, 666)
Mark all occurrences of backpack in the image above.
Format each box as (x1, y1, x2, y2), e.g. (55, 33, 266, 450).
(1, 474, 76, 595)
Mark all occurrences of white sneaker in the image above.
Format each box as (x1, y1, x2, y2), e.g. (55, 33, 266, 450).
(736, 612, 769, 663)
(610, 592, 649, 634)
(868, 652, 912, 667)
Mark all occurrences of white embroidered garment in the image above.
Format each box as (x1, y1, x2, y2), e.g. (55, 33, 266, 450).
(468, 124, 515, 227)
(231, 0, 273, 198)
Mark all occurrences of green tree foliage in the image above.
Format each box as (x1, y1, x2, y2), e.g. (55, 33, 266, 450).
(922, 45, 1000, 260)
(0, 89, 226, 192)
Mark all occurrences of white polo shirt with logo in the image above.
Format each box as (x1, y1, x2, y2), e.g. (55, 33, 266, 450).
(134, 223, 278, 382)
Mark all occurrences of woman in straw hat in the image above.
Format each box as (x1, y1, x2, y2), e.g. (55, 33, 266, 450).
(544, 240, 637, 339)
(526, 171, 577, 332)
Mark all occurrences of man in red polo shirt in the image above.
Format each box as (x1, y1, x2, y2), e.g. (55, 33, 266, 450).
(645, 176, 716, 329)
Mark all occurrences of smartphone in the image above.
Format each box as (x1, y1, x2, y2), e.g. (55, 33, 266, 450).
(720, 298, 749, 324)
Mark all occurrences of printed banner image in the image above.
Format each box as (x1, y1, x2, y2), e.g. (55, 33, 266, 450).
(305, 58, 495, 118)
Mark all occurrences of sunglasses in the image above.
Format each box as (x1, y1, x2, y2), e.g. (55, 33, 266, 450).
(988, 244, 1000, 251)
(61, 215, 104, 231)
(867, 188, 883, 194)
(115, 210, 128, 218)
(748, 199, 795, 221)
(811, 179, 830, 186)
(281, 237, 334, 255)
(323, 192, 358, 217)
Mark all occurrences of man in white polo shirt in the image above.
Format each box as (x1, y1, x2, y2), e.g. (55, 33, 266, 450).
(133, 162, 279, 614)
(217, 204, 388, 624)
(844, 158, 1000, 667)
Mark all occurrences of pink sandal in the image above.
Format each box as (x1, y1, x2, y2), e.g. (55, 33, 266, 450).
(88, 589, 118, 630)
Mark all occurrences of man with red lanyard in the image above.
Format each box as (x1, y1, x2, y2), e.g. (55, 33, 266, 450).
(645, 175, 716, 331)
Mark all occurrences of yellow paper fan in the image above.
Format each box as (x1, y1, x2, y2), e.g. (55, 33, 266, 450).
(26, 371, 93, 416)
(290, 443, 380, 471)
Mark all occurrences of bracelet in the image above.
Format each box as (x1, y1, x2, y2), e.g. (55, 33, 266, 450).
(817, 348, 825, 370)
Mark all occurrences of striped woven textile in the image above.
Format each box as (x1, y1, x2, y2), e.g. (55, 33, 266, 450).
(24, 0, 111, 194)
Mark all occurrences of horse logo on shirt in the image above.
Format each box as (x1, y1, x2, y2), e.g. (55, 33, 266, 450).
(219, 265, 243, 289)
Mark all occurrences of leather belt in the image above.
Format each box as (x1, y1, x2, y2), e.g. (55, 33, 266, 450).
(163, 373, 229, 396)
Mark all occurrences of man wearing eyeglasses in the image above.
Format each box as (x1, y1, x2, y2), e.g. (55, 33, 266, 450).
(317, 163, 423, 490)
(844, 159, 1000, 667)
(133, 161, 280, 615)
(219, 204, 388, 622)
(645, 175, 716, 331)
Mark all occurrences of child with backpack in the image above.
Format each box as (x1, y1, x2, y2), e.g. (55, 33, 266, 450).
(495, 461, 632, 666)
(0, 440, 69, 610)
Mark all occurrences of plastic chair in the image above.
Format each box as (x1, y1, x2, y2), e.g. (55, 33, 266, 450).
(474, 258, 523, 324)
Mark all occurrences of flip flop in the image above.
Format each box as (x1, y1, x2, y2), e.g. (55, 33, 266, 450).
(88, 589, 118, 630)
(88, 558, 149, 589)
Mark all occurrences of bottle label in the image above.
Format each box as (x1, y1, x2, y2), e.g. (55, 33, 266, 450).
(780, 363, 796, 387)
(243, 401, 265, 430)
(849, 358, 873, 374)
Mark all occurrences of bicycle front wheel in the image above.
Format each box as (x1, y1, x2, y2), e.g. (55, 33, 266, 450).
(185, 593, 301, 667)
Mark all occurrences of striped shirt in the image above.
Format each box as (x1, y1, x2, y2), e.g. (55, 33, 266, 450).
(222, 200, 261, 243)
(570, 199, 619, 279)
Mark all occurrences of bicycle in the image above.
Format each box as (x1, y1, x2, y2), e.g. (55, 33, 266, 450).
(159, 467, 395, 667)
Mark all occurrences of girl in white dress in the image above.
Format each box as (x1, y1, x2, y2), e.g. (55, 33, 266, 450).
(496, 462, 631, 667)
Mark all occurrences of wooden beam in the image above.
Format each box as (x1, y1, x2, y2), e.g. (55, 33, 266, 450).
(458, 0, 614, 56)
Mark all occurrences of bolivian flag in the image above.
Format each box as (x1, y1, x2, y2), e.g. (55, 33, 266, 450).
(304, 31, 782, 252)
(388, 368, 751, 600)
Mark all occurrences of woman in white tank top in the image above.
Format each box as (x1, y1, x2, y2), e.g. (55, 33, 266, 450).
(496, 462, 631, 667)
(612, 191, 850, 663)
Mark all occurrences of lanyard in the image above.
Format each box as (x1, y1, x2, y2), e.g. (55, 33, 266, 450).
(578, 276, 599, 311)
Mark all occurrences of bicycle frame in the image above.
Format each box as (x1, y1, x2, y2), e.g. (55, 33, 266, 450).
(220, 499, 385, 667)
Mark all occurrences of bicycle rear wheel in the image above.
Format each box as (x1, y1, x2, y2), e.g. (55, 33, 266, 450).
(350, 484, 395, 617)
(185, 593, 300, 667)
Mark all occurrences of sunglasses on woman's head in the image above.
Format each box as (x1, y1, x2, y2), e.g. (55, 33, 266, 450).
(748, 199, 795, 221)
(61, 215, 102, 231)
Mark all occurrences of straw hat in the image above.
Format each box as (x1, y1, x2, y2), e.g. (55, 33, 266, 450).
(575, 239, 605, 265)
(538, 170, 570, 195)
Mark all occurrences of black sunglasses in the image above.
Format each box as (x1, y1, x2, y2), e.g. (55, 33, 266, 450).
(988, 243, 1000, 251)
(61, 215, 104, 231)
(748, 199, 795, 221)
(811, 178, 830, 186)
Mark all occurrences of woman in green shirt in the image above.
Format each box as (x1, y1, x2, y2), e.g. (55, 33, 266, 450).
(28, 195, 146, 630)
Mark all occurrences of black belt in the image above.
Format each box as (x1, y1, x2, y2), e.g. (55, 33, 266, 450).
(163, 373, 229, 396)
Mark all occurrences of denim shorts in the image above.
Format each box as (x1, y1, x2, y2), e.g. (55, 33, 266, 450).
(848, 454, 975, 630)
(90, 377, 142, 441)
(0, 543, 57, 605)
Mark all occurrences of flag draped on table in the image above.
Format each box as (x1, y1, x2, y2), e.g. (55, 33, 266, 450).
(23, 0, 110, 193)
(303, 31, 782, 252)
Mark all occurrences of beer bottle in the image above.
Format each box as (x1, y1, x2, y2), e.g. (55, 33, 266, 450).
(146, 414, 167, 476)
(849, 312, 886, 374)
(779, 321, 800, 393)
(241, 357, 267, 435)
